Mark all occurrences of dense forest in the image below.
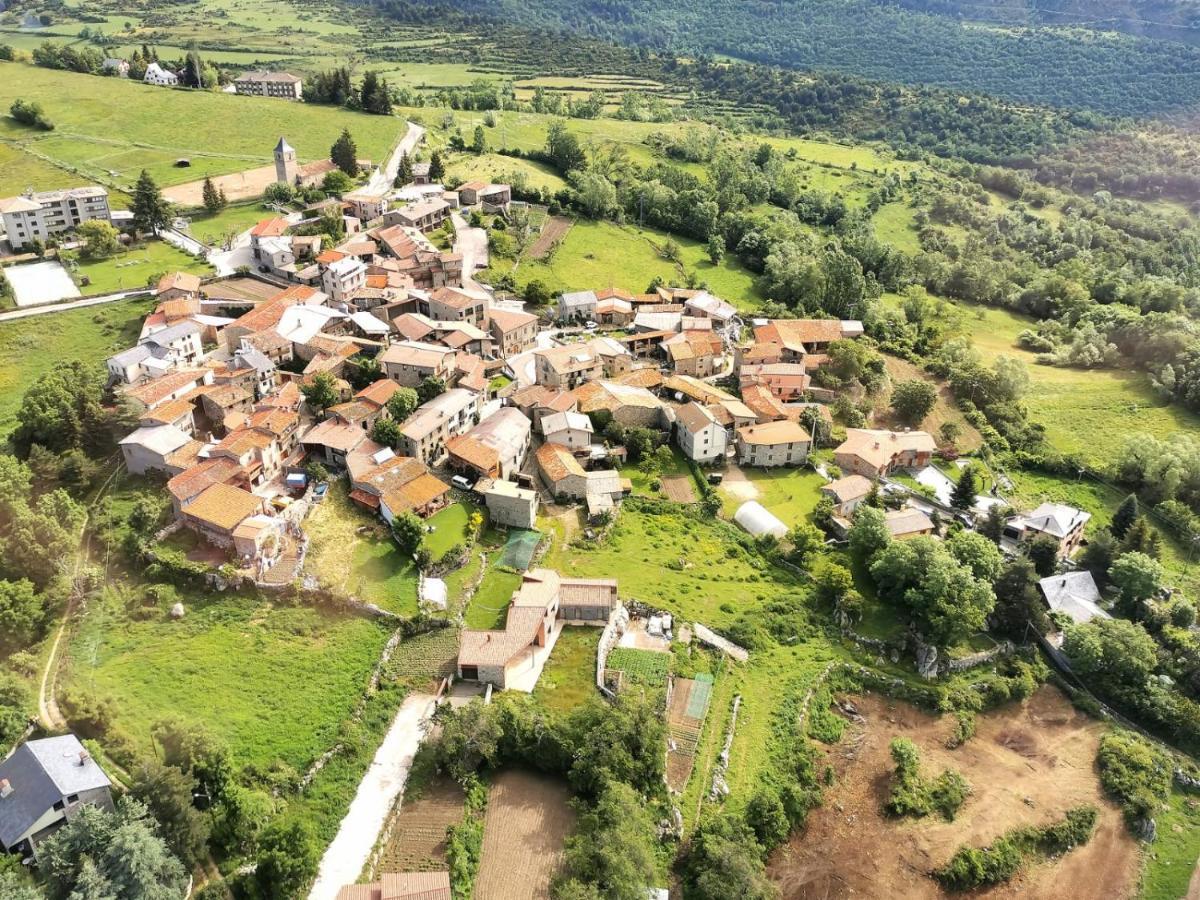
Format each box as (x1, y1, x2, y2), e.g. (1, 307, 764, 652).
(374, 0, 1200, 116)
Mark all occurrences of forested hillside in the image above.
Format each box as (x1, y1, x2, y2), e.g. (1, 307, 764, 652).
(375, 0, 1200, 116)
(892, 0, 1200, 45)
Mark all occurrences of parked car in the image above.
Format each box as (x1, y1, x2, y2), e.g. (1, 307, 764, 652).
(451, 475, 474, 491)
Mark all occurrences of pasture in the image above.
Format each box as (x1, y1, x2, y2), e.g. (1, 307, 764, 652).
(0, 293, 153, 440)
(61, 588, 393, 770)
(70, 240, 210, 294)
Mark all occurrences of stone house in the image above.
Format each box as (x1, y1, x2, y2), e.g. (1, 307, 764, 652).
(735, 420, 812, 467)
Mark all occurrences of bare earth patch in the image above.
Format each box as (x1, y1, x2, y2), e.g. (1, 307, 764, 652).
(720, 465, 759, 502)
(768, 686, 1139, 900)
(476, 770, 575, 900)
(375, 776, 464, 874)
(528, 216, 572, 260)
(660, 474, 698, 503)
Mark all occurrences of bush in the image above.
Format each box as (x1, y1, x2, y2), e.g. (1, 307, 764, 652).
(1096, 730, 1171, 827)
(885, 737, 969, 820)
(946, 710, 976, 749)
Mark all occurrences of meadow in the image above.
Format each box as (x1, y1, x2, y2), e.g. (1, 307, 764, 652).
(717, 466, 826, 526)
(0, 294, 154, 440)
(531, 626, 600, 712)
(0, 62, 407, 194)
(62, 588, 393, 770)
(70, 240, 211, 294)
(953, 301, 1200, 470)
(487, 219, 764, 308)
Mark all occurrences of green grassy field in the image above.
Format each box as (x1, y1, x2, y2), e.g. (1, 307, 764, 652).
(531, 625, 599, 713)
(619, 446, 695, 497)
(63, 589, 393, 770)
(954, 301, 1200, 470)
(540, 502, 802, 629)
(445, 153, 567, 193)
(463, 566, 522, 630)
(718, 467, 826, 527)
(872, 200, 921, 253)
(424, 501, 474, 560)
(1139, 787, 1200, 900)
(0, 294, 154, 440)
(0, 62, 406, 193)
(181, 200, 276, 241)
(487, 219, 763, 309)
(69, 240, 211, 294)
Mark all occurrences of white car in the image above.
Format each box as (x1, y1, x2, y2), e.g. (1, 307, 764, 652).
(451, 475, 474, 491)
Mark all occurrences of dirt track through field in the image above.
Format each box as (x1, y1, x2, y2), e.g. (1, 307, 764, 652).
(475, 770, 575, 899)
(768, 686, 1139, 900)
(528, 216, 571, 259)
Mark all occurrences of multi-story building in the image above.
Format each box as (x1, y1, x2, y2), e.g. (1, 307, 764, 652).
(321, 255, 367, 305)
(0, 186, 111, 250)
(397, 388, 480, 464)
(425, 286, 487, 328)
(488, 307, 538, 357)
(233, 70, 303, 100)
(736, 420, 812, 467)
(380, 340, 457, 388)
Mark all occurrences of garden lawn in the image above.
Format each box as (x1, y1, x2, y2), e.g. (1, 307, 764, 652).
(532, 626, 599, 713)
(540, 502, 802, 629)
(619, 446, 694, 497)
(424, 502, 473, 560)
(0, 294, 154, 440)
(486, 219, 763, 310)
(305, 480, 419, 615)
(1139, 787, 1200, 900)
(718, 467, 826, 527)
(464, 566, 522, 630)
(445, 153, 567, 193)
(183, 201, 277, 242)
(71, 240, 211, 295)
(62, 589, 392, 771)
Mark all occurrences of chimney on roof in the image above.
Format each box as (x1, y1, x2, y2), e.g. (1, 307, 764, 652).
(0, 778, 12, 799)
(78, 751, 90, 767)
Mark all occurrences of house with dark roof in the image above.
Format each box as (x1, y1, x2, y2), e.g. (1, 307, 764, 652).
(0, 734, 114, 860)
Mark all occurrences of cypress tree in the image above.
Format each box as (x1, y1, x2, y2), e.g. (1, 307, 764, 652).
(1111, 494, 1139, 540)
(950, 466, 978, 511)
(330, 129, 358, 177)
(131, 169, 170, 234)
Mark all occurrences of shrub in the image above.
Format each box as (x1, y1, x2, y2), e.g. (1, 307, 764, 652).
(885, 737, 969, 820)
(946, 710, 976, 749)
(1096, 730, 1171, 827)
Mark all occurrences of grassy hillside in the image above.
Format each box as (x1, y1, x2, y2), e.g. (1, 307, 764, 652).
(0, 61, 406, 195)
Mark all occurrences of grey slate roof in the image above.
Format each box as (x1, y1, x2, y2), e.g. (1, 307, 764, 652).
(1039, 571, 1109, 624)
(109, 343, 153, 369)
(235, 345, 275, 374)
(0, 735, 111, 849)
(145, 321, 201, 347)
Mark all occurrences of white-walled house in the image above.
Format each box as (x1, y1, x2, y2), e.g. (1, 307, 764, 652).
(675, 401, 727, 463)
(144, 62, 178, 86)
(540, 411, 593, 449)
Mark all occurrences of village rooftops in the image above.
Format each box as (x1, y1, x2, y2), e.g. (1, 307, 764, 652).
(541, 410, 592, 436)
(250, 217, 290, 238)
(125, 368, 209, 409)
(380, 340, 455, 369)
(1017, 502, 1092, 539)
(0, 186, 108, 214)
(835, 428, 936, 471)
(119, 424, 192, 457)
(156, 271, 202, 295)
(236, 69, 301, 83)
(0, 734, 112, 850)
(559, 290, 598, 311)
(303, 417, 369, 453)
(535, 441, 587, 482)
(428, 286, 479, 310)
(822, 474, 874, 503)
(684, 291, 737, 320)
(166, 457, 243, 504)
(573, 380, 662, 414)
(487, 307, 538, 333)
(884, 506, 934, 538)
(184, 483, 263, 532)
(675, 401, 720, 435)
(754, 318, 864, 352)
(400, 388, 477, 442)
(662, 374, 736, 404)
(335, 872, 451, 900)
(736, 420, 811, 445)
(1039, 571, 1109, 624)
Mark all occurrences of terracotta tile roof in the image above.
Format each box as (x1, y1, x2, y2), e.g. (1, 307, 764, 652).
(739, 382, 792, 422)
(595, 287, 634, 301)
(428, 287, 478, 310)
(676, 401, 719, 435)
(259, 380, 301, 409)
(158, 297, 201, 321)
(455, 354, 488, 393)
(754, 319, 861, 352)
(616, 368, 663, 389)
(884, 506, 934, 537)
(736, 420, 811, 445)
(536, 442, 585, 483)
(380, 341, 453, 369)
(167, 457, 243, 503)
(822, 474, 874, 503)
(156, 271, 201, 295)
(316, 249, 347, 265)
(125, 369, 206, 409)
(381, 471, 449, 515)
(573, 381, 662, 414)
(661, 374, 734, 404)
(302, 417, 368, 453)
(248, 407, 297, 437)
(356, 379, 402, 408)
(183, 483, 263, 532)
(139, 395, 195, 426)
(229, 289, 314, 333)
(488, 307, 537, 333)
(250, 217, 289, 238)
(834, 429, 936, 470)
(446, 435, 500, 474)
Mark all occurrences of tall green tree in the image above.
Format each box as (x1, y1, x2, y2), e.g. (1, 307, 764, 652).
(950, 465, 978, 510)
(130, 761, 211, 868)
(391, 511, 424, 557)
(428, 150, 445, 181)
(182, 48, 202, 88)
(38, 799, 188, 900)
(0, 578, 44, 653)
(201, 175, 224, 213)
(131, 169, 170, 234)
(556, 782, 661, 900)
(394, 152, 413, 188)
(990, 557, 1049, 640)
(330, 128, 359, 177)
(255, 821, 319, 900)
(386, 387, 419, 422)
(1111, 494, 1139, 540)
(472, 124, 487, 154)
(300, 371, 339, 414)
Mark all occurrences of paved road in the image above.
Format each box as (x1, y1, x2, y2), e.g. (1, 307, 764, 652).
(307, 692, 437, 900)
(451, 211, 489, 294)
(369, 121, 425, 196)
(0, 288, 149, 322)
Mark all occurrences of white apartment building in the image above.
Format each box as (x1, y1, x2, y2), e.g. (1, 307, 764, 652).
(397, 388, 480, 465)
(0, 187, 111, 251)
(320, 255, 367, 305)
(233, 70, 303, 100)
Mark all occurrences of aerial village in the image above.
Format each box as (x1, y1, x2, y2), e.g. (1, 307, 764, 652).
(1, 109, 1111, 899)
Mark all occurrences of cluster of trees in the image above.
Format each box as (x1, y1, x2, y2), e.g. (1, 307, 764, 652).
(306, 67, 394, 114)
(9, 98, 53, 130)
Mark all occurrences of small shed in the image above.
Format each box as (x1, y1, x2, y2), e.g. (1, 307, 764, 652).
(733, 501, 787, 540)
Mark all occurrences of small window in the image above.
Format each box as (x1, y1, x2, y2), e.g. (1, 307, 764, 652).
(67, 794, 79, 803)
(53, 800, 65, 811)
